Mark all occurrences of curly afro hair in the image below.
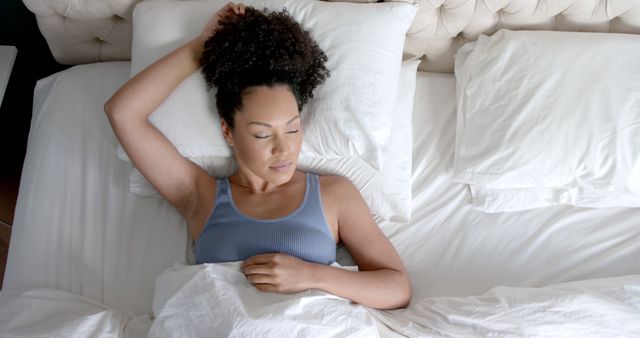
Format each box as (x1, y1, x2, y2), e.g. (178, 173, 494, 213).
(199, 6, 330, 129)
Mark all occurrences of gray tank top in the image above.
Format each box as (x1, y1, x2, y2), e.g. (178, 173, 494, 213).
(194, 172, 337, 265)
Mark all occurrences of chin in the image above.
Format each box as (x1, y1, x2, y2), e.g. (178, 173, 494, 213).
(266, 164, 296, 183)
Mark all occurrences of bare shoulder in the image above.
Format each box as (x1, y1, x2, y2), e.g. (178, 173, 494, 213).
(318, 174, 366, 211)
(318, 174, 354, 194)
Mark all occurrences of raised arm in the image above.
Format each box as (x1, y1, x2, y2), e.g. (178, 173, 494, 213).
(104, 2, 245, 235)
(104, 38, 206, 214)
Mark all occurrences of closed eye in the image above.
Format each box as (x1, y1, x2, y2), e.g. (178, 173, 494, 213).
(287, 129, 299, 134)
(253, 135, 270, 139)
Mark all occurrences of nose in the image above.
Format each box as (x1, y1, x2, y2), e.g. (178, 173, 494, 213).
(272, 133, 290, 156)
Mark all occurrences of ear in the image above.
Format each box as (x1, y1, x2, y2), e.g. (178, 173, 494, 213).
(221, 119, 234, 146)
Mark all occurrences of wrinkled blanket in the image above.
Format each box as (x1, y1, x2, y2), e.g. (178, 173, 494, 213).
(149, 263, 640, 338)
(1, 268, 639, 337)
(148, 262, 390, 337)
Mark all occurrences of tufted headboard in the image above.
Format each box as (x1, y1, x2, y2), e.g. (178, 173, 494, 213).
(22, 0, 640, 72)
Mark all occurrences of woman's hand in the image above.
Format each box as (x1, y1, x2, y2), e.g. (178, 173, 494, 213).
(242, 253, 315, 294)
(199, 2, 246, 43)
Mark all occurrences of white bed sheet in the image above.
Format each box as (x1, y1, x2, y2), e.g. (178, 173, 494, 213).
(2, 62, 640, 336)
(3, 62, 189, 317)
(399, 72, 640, 300)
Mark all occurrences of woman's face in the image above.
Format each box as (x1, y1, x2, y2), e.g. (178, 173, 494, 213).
(222, 85, 302, 185)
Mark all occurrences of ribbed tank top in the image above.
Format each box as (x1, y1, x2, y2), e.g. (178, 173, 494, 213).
(194, 172, 337, 265)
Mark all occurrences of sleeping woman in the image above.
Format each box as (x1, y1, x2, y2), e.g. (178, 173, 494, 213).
(104, 2, 411, 310)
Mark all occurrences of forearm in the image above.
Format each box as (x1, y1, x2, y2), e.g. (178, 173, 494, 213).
(104, 38, 203, 120)
(308, 264, 412, 310)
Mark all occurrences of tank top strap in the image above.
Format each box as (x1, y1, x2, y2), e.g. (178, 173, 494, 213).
(302, 173, 332, 236)
(200, 178, 230, 227)
(196, 177, 231, 244)
(215, 177, 232, 205)
(305, 172, 320, 206)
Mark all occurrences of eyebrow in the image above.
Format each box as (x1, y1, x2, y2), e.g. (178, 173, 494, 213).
(248, 115, 300, 128)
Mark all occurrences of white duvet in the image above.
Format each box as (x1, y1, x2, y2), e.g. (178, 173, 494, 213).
(379, 275, 640, 337)
(146, 262, 640, 338)
(148, 262, 383, 337)
(2, 265, 639, 337)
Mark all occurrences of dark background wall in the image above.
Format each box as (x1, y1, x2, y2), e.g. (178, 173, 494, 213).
(0, 0, 70, 225)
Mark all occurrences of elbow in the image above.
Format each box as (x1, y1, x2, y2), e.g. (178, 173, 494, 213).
(104, 99, 114, 118)
(104, 94, 125, 119)
(380, 270, 412, 310)
(104, 98, 125, 123)
(403, 286, 412, 308)
(397, 273, 412, 309)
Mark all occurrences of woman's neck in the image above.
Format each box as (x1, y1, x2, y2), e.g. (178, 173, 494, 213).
(228, 171, 281, 194)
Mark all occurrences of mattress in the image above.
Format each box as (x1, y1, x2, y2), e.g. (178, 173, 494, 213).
(2, 61, 640, 336)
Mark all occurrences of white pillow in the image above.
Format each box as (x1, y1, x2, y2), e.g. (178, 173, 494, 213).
(453, 29, 640, 212)
(131, 60, 420, 223)
(299, 59, 419, 224)
(116, 0, 417, 172)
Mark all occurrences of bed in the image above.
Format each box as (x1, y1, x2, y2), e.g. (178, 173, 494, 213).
(2, 0, 640, 337)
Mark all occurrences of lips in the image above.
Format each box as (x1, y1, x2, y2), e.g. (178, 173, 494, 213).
(269, 161, 291, 172)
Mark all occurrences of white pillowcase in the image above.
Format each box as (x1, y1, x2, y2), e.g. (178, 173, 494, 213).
(131, 60, 419, 223)
(299, 60, 419, 224)
(116, 0, 417, 172)
(453, 29, 640, 212)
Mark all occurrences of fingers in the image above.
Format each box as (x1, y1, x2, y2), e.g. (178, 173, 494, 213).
(241, 255, 304, 294)
(224, 2, 246, 15)
(254, 283, 277, 293)
(243, 264, 273, 275)
(246, 273, 273, 284)
(243, 253, 279, 267)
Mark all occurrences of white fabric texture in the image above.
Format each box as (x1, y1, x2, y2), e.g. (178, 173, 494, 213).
(116, 0, 417, 173)
(130, 60, 419, 223)
(374, 274, 640, 337)
(149, 263, 640, 337)
(3, 62, 189, 318)
(148, 262, 388, 337)
(0, 288, 131, 337)
(453, 29, 640, 212)
(401, 71, 640, 300)
(5, 63, 640, 337)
